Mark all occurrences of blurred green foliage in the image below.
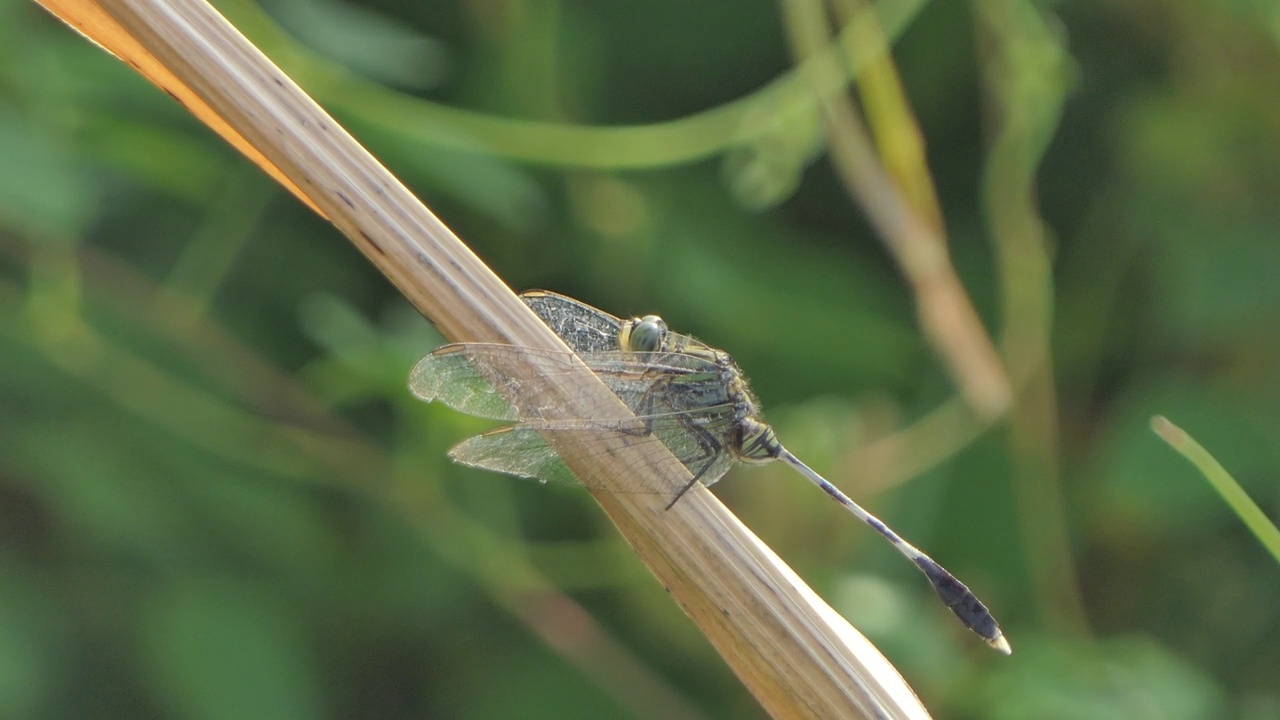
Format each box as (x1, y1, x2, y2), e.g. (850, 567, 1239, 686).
(2, 0, 1279, 717)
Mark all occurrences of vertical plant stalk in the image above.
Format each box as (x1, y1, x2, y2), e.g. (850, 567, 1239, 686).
(837, 0, 943, 233)
(33, 0, 939, 716)
(780, 0, 1013, 422)
(975, 0, 1088, 634)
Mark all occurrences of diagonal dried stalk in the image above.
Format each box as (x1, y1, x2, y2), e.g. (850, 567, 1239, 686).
(34, 0, 940, 716)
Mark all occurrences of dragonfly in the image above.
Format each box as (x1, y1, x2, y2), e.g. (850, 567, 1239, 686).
(410, 290, 1010, 654)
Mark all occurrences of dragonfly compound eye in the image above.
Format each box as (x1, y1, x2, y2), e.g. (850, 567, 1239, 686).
(622, 315, 668, 352)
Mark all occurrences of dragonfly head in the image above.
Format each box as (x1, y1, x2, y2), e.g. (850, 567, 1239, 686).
(619, 314, 668, 352)
(736, 417, 782, 464)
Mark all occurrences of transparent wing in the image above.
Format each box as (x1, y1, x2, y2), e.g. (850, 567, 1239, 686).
(410, 345, 524, 421)
(451, 425, 737, 493)
(520, 290, 713, 357)
(409, 343, 726, 423)
(450, 426, 578, 486)
(520, 290, 623, 353)
(413, 340, 745, 494)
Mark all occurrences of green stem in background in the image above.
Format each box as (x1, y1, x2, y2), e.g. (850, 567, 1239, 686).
(219, 0, 931, 169)
(976, 0, 1087, 634)
(780, 0, 1012, 420)
(1151, 416, 1280, 566)
(158, 172, 275, 331)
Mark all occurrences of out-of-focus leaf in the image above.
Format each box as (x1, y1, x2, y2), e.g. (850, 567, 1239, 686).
(80, 113, 235, 202)
(141, 580, 323, 720)
(983, 636, 1225, 720)
(267, 0, 451, 89)
(0, 106, 96, 238)
(721, 96, 824, 210)
(345, 119, 551, 231)
(0, 566, 57, 720)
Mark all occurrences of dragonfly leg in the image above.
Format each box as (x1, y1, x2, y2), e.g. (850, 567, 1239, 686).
(633, 375, 665, 435)
(627, 366, 722, 509)
(666, 475, 702, 510)
(663, 421, 721, 510)
(610, 376, 666, 438)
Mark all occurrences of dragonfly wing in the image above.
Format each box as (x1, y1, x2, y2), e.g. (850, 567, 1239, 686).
(410, 344, 648, 422)
(451, 425, 699, 494)
(450, 426, 579, 486)
(413, 344, 723, 423)
(579, 350, 724, 414)
(409, 346, 524, 421)
(416, 340, 744, 492)
(521, 290, 624, 353)
(522, 290, 720, 359)
(507, 389, 742, 489)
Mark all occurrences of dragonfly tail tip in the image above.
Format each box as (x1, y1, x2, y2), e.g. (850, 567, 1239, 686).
(989, 633, 1012, 655)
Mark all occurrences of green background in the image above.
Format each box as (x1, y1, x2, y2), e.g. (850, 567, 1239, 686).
(1, 0, 1278, 717)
